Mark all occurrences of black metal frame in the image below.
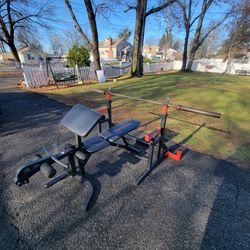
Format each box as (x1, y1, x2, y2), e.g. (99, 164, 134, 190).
(15, 94, 141, 210)
(135, 99, 169, 185)
(102, 90, 182, 186)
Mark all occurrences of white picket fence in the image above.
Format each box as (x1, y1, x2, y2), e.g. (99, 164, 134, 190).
(22, 63, 96, 88)
(22, 60, 250, 88)
(22, 64, 48, 88)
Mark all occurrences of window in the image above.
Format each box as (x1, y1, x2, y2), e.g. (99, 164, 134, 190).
(27, 53, 31, 60)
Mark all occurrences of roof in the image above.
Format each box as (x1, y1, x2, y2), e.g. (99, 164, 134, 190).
(143, 45, 160, 54)
(18, 47, 45, 55)
(99, 37, 125, 48)
(167, 48, 177, 53)
(0, 52, 15, 59)
(122, 45, 131, 51)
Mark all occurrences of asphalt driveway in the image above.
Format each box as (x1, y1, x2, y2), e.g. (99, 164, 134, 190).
(0, 75, 250, 250)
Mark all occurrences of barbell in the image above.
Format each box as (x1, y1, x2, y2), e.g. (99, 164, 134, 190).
(90, 88, 222, 119)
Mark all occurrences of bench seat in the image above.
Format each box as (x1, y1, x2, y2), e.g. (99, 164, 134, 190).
(99, 120, 140, 143)
(83, 136, 109, 153)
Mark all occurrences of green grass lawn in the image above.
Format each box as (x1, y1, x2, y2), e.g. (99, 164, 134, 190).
(39, 72, 250, 167)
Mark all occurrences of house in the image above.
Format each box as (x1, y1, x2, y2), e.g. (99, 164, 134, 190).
(162, 48, 177, 61)
(0, 47, 46, 65)
(0, 52, 16, 65)
(18, 47, 46, 64)
(142, 45, 161, 59)
(98, 36, 132, 62)
(143, 45, 178, 61)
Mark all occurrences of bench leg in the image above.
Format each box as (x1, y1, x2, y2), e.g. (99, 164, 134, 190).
(74, 151, 94, 210)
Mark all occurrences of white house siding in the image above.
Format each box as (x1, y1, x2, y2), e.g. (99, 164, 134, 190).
(18, 48, 46, 64)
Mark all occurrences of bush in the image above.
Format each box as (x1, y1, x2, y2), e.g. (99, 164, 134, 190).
(143, 57, 152, 63)
(67, 45, 90, 67)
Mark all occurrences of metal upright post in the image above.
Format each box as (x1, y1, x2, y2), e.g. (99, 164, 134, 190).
(76, 134, 82, 147)
(105, 89, 113, 127)
(157, 97, 170, 160)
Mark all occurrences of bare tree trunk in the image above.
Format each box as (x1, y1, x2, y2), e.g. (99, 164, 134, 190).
(8, 39, 20, 63)
(186, 47, 195, 72)
(186, 0, 212, 71)
(131, 0, 147, 76)
(84, 0, 101, 73)
(180, 29, 189, 71)
(130, 0, 177, 77)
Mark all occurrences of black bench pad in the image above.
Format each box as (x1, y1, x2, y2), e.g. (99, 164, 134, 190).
(82, 136, 109, 153)
(61, 104, 105, 137)
(99, 119, 140, 143)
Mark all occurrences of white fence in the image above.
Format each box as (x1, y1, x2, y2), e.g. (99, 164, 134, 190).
(22, 60, 250, 88)
(22, 64, 48, 88)
(173, 60, 250, 75)
(103, 64, 131, 78)
(102, 62, 173, 77)
(143, 62, 173, 73)
(22, 63, 96, 88)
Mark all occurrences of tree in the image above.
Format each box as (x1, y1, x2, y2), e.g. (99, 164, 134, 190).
(65, 0, 104, 78)
(173, 39, 181, 51)
(186, 0, 233, 71)
(118, 27, 132, 41)
(0, 0, 53, 63)
(16, 28, 43, 51)
(159, 31, 174, 60)
(177, 0, 202, 71)
(64, 30, 86, 49)
(126, 0, 177, 76)
(159, 32, 173, 49)
(146, 36, 158, 46)
(49, 34, 65, 56)
(177, 0, 233, 72)
(67, 44, 90, 67)
(0, 39, 6, 52)
(220, 0, 250, 61)
(219, 0, 250, 73)
(189, 34, 209, 59)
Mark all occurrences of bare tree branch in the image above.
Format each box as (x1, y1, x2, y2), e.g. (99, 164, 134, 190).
(0, 34, 8, 44)
(64, 0, 92, 49)
(146, 0, 177, 16)
(197, 11, 232, 49)
(190, 13, 200, 26)
(124, 5, 136, 13)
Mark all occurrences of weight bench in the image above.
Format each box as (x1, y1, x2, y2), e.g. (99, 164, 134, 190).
(15, 88, 221, 211)
(15, 104, 141, 210)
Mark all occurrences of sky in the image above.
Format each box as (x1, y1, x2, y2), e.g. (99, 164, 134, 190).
(40, 0, 233, 52)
